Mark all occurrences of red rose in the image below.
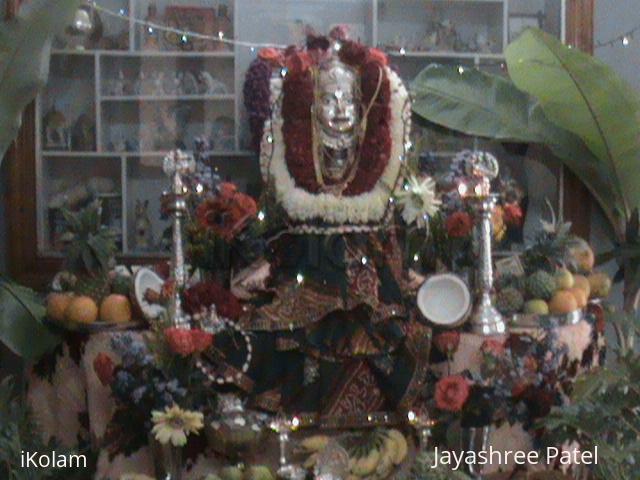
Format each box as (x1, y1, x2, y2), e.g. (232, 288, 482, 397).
(93, 353, 115, 386)
(446, 211, 474, 238)
(258, 47, 284, 67)
(503, 203, 523, 227)
(435, 375, 470, 412)
(481, 338, 506, 357)
(164, 328, 195, 356)
(285, 51, 312, 76)
(434, 331, 460, 355)
(338, 40, 368, 66)
(511, 381, 531, 399)
(196, 184, 258, 241)
(190, 329, 214, 353)
(367, 48, 389, 66)
(165, 328, 214, 356)
(183, 281, 243, 320)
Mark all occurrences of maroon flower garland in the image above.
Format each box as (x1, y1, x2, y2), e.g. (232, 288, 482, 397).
(275, 37, 392, 197)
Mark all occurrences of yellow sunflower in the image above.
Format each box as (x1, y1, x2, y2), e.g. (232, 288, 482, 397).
(151, 405, 204, 447)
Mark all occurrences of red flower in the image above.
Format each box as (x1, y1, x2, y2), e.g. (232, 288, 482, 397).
(164, 328, 214, 356)
(367, 48, 389, 66)
(339, 40, 368, 66)
(446, 211, 474, 238)
(285, 50, 313, 76)
(435, 375, 470, 412)
(183, 281, 243, 320)
(196, 183, 258, 241)
(434, 331, 460, 355)
(258, 47, 284, 67)
(481, 338, 506, 357)
(93, 353, 115, 386)
(503, 202, 523, 227)
(191, 329, 214, 352)
(165, 328, 195, 356)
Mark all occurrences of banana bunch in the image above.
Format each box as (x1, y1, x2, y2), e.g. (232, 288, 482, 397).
(301, 429, 408, 480)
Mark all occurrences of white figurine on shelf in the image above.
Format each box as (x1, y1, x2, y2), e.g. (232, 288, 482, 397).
(173, 72, 184, 96)
(133, 71, 145, 95)
(134, 199, 154, 251)
(198, 71, 227, 95)
(152, 71, 165, 96)
(182, 71, 199, 95)
(113, 70, 126, 96)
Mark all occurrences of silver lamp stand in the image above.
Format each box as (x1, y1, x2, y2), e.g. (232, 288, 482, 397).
(162, 150, 195, 329)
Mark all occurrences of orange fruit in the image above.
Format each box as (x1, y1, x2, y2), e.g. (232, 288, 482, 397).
(46, 293, 74, 322)
(549, 290, 578, 315)
(573, 275, 591, 299)
(65, 296, 98, 324)
(568, 287, 587, 309)
(99, 294, 132, 323)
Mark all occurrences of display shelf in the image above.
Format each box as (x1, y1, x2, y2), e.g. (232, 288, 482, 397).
(388, 50, 505, 60)
(36, 0, 565, 258)
(100, 93, 235, 102)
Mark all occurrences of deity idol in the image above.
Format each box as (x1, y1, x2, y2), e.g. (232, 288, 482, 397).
(217, 32, 429, 428)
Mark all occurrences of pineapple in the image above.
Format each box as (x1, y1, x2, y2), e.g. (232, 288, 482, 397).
(60, 201, 117, 302)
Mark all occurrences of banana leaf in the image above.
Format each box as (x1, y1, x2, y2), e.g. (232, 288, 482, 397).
(0, 278, 61, 360)
(410, 64, 619, 228)
(411, 64, 545, 143)
(0, 0, 80, 162)
(506, 28, 640, 236)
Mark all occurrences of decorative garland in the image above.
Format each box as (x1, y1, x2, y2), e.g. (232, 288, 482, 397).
(257, 37, 411, 226)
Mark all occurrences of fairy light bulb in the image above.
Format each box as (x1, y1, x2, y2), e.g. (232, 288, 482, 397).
(622, 36, 630, 46)
(218, 31, 224, 39)
(457, 66, 465, 74)
(257, 210, 265, 221)
(296, 273, 304, 285)
(399, 47, 406, 56)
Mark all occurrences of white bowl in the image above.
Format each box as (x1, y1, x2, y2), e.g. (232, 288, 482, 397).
(417, 273, 471, 327)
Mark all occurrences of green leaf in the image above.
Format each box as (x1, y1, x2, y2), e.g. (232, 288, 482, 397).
(0, 0, 81, 162)
(0, 279, 61, 359)
(411, 64, 544, 143)
(506, 28, 640, 234)
(409, 63, 620, 229)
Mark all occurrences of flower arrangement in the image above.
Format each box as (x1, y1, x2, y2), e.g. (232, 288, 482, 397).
(186, 181, 264, 275)
(95, 331, 217, 458)
(423, 325, 594, 438)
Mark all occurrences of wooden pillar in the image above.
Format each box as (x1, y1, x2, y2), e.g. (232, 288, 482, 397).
(563, 0, 595, 238)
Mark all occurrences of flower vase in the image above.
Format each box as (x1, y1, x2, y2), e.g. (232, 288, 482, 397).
(460, 425, 491, 479)
(150, 438, 183, 480)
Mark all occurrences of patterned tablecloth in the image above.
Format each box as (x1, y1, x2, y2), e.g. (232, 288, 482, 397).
(27, 309, 604, 480)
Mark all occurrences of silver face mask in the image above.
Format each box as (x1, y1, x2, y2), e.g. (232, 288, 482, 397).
(314, 60, 360, 149)
(313, 58, 361, 185)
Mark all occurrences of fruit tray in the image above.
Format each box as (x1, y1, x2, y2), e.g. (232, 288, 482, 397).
(44, 316, 146, 334)
(509, 308, 584, 329)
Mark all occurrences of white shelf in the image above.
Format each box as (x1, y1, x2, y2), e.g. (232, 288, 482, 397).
(387, 50, 505, 60)
(101, 94, 235, 102)
(52, 48, 234, 58)
(42, 151, 119, 158)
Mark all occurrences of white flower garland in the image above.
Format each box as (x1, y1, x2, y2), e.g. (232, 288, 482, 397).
(260, 67, 410, 226)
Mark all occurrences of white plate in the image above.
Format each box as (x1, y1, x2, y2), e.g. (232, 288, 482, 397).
(133, 267, 166, 321)
(417, 273, 471, 327)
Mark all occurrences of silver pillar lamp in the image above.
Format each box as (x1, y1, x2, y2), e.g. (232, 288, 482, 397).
(162, 150, 196, 329)
(458, 151, 507, 336)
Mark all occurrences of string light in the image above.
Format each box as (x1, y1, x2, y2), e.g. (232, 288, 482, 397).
(595, 24, 640, 49)
(90, 2, 287, 50)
